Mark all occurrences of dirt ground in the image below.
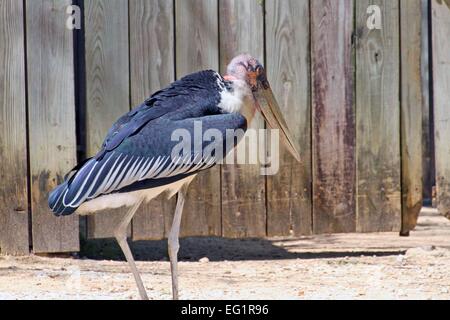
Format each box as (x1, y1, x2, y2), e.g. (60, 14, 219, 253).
(0, 207, 449, 300)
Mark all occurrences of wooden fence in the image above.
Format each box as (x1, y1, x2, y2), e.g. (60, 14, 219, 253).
(0, 0, 447, 255)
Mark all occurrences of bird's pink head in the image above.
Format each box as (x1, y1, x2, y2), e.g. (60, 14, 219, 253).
(225, 53, 268, 92)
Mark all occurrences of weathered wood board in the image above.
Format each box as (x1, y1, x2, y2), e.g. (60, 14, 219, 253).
(26, 0, 79, 253)
(311, 0, 356, 234)
(84, 0, 130, 238)
(355, 0, 401, 232)
(130, 0, 176, 240)
(400, 0, 423, 234)
(219, 0, 266, 238)
(174, 0, 221, 237)
(0, 0, 29, 255)
(421, 0, 434, 201)
(265, 0, 312, 236)
(432, 0, 450, 219)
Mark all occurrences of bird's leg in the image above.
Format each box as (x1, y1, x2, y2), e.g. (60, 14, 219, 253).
(114, 198, 149, 300)
(168, 184, 189, 300)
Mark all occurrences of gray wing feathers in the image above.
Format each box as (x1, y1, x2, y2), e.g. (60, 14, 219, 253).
(60, 152, 215, 210)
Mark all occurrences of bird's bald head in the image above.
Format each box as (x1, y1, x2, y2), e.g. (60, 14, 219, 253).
(225, 53, 266, 92)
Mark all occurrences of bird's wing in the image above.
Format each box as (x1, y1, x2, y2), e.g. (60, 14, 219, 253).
(95, 70, 224, 160)
(49, 69, 246, 216)
(50, 113, 246, 215)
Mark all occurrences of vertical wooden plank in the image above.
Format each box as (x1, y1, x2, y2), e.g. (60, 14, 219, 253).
(400, 0, 423, 234)
(84, 0, 130, 238)
(219, 0, 266, 238)
(355, 0, 401, 232)
(311, 0, 356, 234)
(174, 0, 221, 237)
(265, 0, 312, 236)
(432, 0, 450, 219)
(26, 0, 79, 253)
(130, 0, 175, 240)
(421, 0, 434, 201)
(0, 0, 29, 255)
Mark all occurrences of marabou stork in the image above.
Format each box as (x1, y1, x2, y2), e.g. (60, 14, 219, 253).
(48, 54, 300, 300)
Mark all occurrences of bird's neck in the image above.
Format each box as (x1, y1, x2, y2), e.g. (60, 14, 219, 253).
(223, 75, 238, 82)
(220, 75, 257, 126)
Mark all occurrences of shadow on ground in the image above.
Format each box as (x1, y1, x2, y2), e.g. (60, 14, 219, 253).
(80, 236, 404, 262)
(78, 207, 450, 262)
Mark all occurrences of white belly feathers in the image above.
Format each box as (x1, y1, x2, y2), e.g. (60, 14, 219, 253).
(76, 175, 196, 215)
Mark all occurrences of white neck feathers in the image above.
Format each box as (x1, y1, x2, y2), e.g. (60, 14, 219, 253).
(218, 79, 255, 123)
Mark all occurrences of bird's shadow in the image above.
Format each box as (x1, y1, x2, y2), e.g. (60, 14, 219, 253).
(80, 236, 404, 262)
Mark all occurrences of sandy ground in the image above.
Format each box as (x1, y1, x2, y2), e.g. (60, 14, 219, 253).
(0, 207, 449, 300)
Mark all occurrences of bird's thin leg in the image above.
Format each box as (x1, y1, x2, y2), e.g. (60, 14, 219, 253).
(114, 198, 148, 300)
(168, 184, 189, 300)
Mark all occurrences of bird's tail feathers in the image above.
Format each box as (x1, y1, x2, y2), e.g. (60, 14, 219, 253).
(48, 180, 77, 216)
(48, 157, 95, 216)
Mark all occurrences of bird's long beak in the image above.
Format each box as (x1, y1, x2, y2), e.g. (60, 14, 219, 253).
(253, 68, 301, 163)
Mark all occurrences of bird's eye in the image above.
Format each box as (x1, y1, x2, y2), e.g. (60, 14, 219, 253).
(256, 65, 263, 74)
(238, 62, 248, 70)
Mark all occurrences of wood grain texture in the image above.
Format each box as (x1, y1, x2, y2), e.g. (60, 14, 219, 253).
(432, 0, 450, 219)
(26, 0, 79, 253)
(400, 0, 423, 234)
(84, 0, 130, 238)
(130, 0, 175, 241)
(355, 0, 401, 232)
(265, 0, 312, 236)
(219, 0, 266, 238)
(175, 0, 221, 237)
(311, 0, 356, 234)
(421, 0, 434, 201)
(0, 0, 29, 255)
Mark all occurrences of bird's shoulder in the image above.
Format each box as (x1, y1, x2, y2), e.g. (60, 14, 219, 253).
(145, 70, 227, 107)
(96, 70, 228, 160)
